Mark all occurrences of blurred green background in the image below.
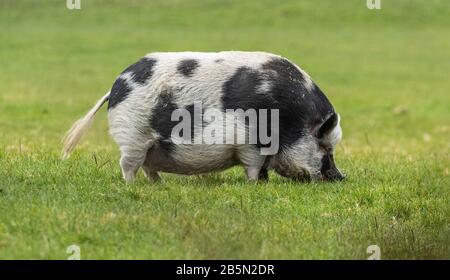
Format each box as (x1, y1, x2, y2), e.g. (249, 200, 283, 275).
(0, 0, 449, 259)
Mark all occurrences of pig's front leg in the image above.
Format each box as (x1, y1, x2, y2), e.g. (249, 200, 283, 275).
(258, 167, 269, 181)
(238, 146, 268, 181)
(245, 166, 262, 181)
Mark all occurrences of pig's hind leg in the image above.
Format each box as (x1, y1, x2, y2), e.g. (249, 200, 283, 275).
(142, 148, 161, 183)
(119, 140, 155, 183)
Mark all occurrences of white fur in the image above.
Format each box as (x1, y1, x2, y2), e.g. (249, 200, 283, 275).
(322, 113, 343, 149)
(62, 91, 110, 159)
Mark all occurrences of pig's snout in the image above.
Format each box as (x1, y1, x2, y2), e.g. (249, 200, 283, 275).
(321, 153, 345, 182)
(323, 168, 346, 181)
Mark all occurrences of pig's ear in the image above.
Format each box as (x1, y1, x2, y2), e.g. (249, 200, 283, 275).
(315, 112, 338, 139)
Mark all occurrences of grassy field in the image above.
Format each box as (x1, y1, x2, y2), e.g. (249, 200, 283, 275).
(0, 0, 449, 259)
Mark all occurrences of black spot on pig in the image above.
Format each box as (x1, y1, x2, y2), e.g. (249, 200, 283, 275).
(123, 57, 157, 85)
(221, 57, 336, 152)
(261, 57, 306, 91)
(222, 66, 279, 110)
(222, 66, 278, 149)
(222, 67, 265, 107)
(150, 90, 178, 155)
(177, 59, 199, 77)
(261, 58, 335, 148)
(184, 104, 208, 140)
(108, 77, 132, 109)
(108, 57, 156, 109)
(150, 90, 179, 140)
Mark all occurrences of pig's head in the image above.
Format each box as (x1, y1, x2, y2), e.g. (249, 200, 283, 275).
(271, 112, 345, 182)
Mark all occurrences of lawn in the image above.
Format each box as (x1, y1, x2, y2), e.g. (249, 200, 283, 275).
(0, 0, 449, 259)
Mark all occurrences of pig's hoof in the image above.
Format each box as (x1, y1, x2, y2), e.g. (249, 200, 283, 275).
(258, 169, 269, 181)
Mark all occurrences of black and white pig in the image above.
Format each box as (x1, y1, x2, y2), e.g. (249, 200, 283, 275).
(63, 51, 345, 183)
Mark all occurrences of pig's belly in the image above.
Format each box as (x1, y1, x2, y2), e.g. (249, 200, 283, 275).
(147, 144, 240, 175)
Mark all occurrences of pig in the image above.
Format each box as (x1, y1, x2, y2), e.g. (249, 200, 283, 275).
(62, 51, 345, 183)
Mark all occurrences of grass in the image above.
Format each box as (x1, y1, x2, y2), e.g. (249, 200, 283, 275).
(0, 0, 449, 259)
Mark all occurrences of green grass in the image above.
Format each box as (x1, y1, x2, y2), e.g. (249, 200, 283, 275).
(0, 0, 449, 259)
